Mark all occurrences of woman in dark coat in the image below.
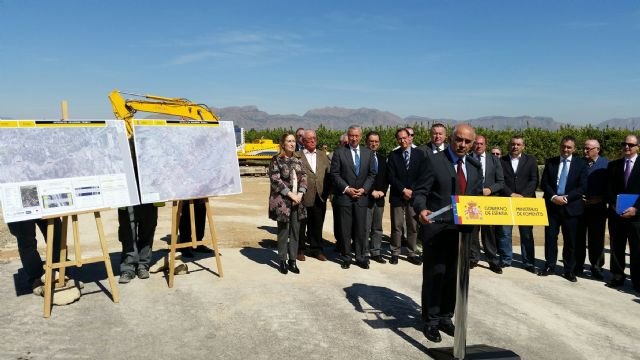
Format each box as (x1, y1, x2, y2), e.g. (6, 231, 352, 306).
(268, 133, 308, 274)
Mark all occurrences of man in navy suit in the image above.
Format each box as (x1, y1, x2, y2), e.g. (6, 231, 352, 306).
(330, 125, 376, 269)
(497, 135, 539, 272)
(414, 123, 483, 343)
(388, 128, 425, 265)
(606, 134, 640, 292)
(539, 135, 588, 282)
(365, 131, 389, 264)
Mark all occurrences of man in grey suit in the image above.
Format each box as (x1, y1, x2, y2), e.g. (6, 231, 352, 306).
(469, 135, 505, 274)
(330, 125, 376, 269)
(414, 124, 483, 343)
(296, 129, 331, 261)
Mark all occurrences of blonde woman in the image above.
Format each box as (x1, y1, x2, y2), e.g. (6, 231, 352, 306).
(268, 133, 308, 274)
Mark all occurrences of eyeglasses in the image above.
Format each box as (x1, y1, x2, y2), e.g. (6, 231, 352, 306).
(491, 152, 501, 156)
(583, 147, 597, 151)
(408, 133, 414, 137)
(621, 142, 638, 148)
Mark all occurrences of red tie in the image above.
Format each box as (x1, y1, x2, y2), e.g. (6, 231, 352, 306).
(457, 158, 467, 194)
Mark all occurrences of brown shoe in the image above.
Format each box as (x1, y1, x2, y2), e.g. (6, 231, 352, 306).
(315, 253, 327, 261)
(296, 251, 306, 261)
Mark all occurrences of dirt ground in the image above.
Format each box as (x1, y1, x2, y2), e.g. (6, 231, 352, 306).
(0, 177, 558, 261)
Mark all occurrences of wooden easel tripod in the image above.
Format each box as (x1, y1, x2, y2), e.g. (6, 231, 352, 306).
(167, 198, 223, 287)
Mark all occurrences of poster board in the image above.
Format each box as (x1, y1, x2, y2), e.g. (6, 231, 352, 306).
(452, 196, 549, 226)
(133, 120, 242, 203)
(0, 120, 140, 222)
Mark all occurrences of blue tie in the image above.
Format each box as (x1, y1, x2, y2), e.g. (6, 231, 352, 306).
(373, 153, 378, 173)
(354, 148, 360, 176)
(557, 158, 568, 195)
(404, 150, 410, 170)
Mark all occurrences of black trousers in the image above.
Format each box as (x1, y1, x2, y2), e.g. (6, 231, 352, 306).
(421, 225, 459, 326)
(544, 210, 578, 272)
(179, 199, 207, 243)
(470, 225, 500, 266)
(575, 204, 606, 273)
(335, 202, 368, 263)
(608, 212, 640, 289)
(299, 195, 327, 255)
(8, 218, 62, 284)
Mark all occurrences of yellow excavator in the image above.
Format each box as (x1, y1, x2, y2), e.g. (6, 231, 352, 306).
(108, 90, 278, 164)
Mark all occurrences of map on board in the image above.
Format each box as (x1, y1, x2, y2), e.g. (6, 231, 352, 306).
(133, 120, 242, 203)
(0, 120, 140, 222)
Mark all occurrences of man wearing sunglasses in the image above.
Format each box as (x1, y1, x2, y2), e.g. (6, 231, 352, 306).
(606, 135, 640, 292)
(575, 139, 608, 280)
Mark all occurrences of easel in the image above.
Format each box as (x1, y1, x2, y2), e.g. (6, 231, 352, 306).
(167, 198, 223, 287)
(42, 209, 119, 318)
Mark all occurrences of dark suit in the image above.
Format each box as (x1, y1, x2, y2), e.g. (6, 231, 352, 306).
(388, 147, 425, 257)
(296, 149, 331, 256)
(541, 156, 588, 273)
(606, 156, 640, 289)
(413, 149, 483, 326)
(498, 153, 539, 267)
(470, 152, 505, 267)
(417, 142, 447, 157)
(575, 156, 608, 274)
(366, 151, 389, 257)
(330, 145, 376, 264)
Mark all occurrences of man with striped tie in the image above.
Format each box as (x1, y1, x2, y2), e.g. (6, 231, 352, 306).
(539, 135, 588, 282)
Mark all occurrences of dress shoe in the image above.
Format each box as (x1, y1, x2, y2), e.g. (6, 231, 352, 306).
(438, 323, 455, 337)
(469, 261, 478, 269)
(296, 251, 306, 261)
(606, 279, 625, 288)
(314, 253, 327, 261)
(489, 263, 503, 274)
(279, 260, 288, 275)
(525, 265, 536, 274)
(407, 256, 422, 266)
(389, 255, 399, 265)
(371, 255, 386, 264)
(356, 260, 370, 269)
(590, 267, 603, 280)
(537, 267, 554, 276)
(563, 272, 577, 282)
(500, 262, 511, 268)
(288, 260, 300, 274)
(341, 261, 351, 269)
(423, 325, 442, 343)
(179, 248, 194, 258)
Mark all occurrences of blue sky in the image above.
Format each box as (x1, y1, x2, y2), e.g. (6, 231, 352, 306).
(1, 0, 639, 124)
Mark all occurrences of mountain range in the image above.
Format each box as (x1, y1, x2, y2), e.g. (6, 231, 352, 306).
(2, 107, 639, 130)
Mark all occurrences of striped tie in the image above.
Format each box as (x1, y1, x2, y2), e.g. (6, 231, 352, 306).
(404, 150, 410, 170)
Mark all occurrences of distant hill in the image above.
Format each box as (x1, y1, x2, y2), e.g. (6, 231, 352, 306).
(596, 117, 640, 129)
(144, 105, 640, 131)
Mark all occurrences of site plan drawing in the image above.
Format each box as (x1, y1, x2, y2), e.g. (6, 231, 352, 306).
(133, 120, 242, 203)
(0, 120, 140, 222)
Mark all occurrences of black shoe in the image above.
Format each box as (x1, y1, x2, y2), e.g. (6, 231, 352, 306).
(194, 245, 213, 253)
(179, 248, 194, 258)
(279, 260, 288, 275)
(438, 323, 455, 337)
(591, 267, 603, 280)
(500, 262, 511, 268)
(563, 272, 577, 282)
(119, 272, 135, 284)
(389, 255, 399, 265)
(371, 255, 386, 264)
(341, 261, 351, 269)
(537, 267, 554, 276)
(606, 279, 625, 288)
(423, 325, 442, 342)
(470, 261, 478, 269)
(489, 264, 503, 274)
(288, 260, 300, 274)
(136, 267, 150, 279)
(356, 260, 370, 269)
(407, 256, 422, 266)
(525, 265, 537, 274)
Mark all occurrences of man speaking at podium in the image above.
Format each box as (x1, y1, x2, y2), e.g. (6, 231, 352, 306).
(414, 123, 483, 343)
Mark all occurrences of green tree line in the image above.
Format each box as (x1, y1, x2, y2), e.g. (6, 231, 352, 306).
(245, 124, 639, 164)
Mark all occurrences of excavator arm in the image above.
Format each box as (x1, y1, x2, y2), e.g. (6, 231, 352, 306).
(108, 90, 219, 138)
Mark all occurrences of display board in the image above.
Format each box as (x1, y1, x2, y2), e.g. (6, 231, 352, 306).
(0, 120, 140, 222)
(133, 120, 242, 203)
